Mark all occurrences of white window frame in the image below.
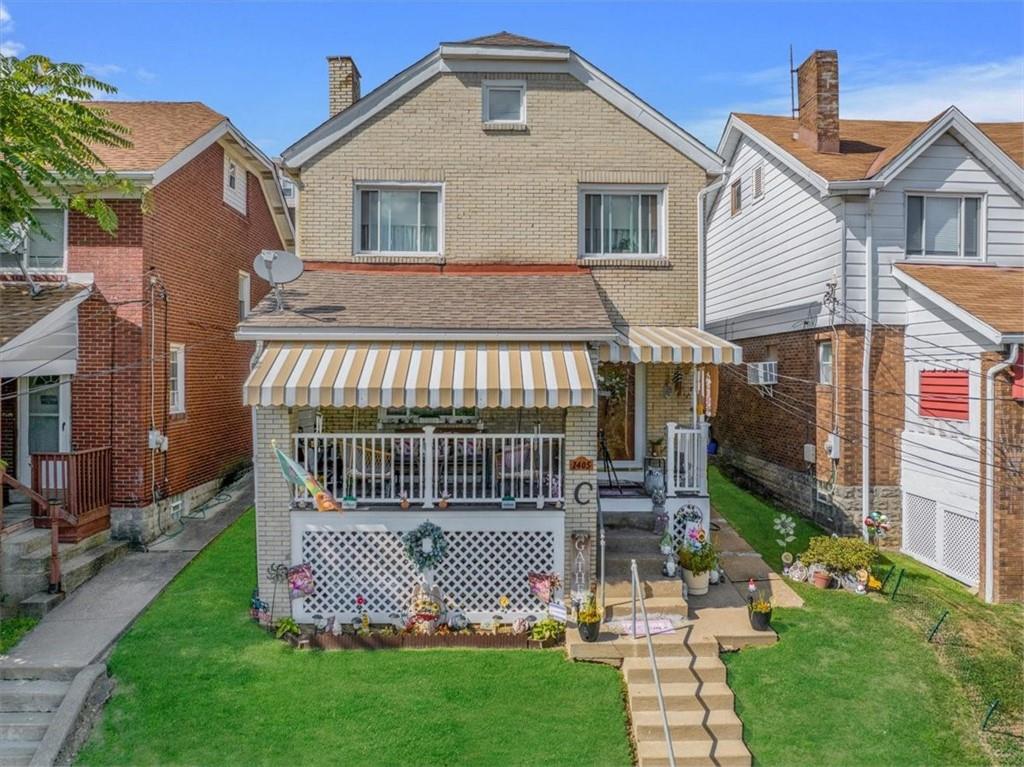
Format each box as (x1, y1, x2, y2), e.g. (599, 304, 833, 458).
(223, 153, 247, 215)
(730, 180, 742, 216)
(0, 208, 69, 275)
(577, 185, 667, 260)
(352, 182, 444, 258)
(482, 80, 527, 126)
(238, 271, 251, 319)
(903, 192, 984, 262)
(817, 340, 833, 385)
(169, 343, 186, 415)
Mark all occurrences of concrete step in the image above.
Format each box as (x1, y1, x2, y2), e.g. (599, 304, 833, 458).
(0, 668, 80, 682)
(17, 591, 65, 620)
(636, 737, 751, 767)
(621, 655, 727, 684)
(606, 577, 682, 599)
(628, 681, 734, 712)
(0, 712, 52, 741)
(14, 530, 116, 571)
(605, 597, 688, 620)
(632, 708, 743, 741)
(604, 529, 663, 554)
(602, 512, 654, 531)
(0, 680, 69, 713)
(58, 540, 129, 595)
(566, 629, 718, 660)
(0, 740, 38, 767)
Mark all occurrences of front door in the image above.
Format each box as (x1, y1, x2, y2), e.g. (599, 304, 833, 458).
(17, 375, 71, 486)
(597, 363, 637, 466)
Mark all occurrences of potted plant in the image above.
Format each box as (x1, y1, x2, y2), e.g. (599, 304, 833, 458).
(576, 591, 602, 643)
(677, 526, 716, 596)
(528, 615, 565, 648)
(803, 536, 878, 590)
(274, 616, 300, 641)
(399, 489, 410, 510)
(748, 593, 772, 631)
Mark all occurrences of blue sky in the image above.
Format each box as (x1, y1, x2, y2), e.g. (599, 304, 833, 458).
(3, 1, 1022, 155)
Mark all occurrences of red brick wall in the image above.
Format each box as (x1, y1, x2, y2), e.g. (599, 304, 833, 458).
(64, 145, 278, 508)
(979, 352, 1024, 603)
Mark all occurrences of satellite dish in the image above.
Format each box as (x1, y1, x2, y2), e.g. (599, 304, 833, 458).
(252, 249, 303, 311)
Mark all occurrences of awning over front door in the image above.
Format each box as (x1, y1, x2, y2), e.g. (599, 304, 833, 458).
(244, 341, 597, 409)
(598, 326, 742, 365)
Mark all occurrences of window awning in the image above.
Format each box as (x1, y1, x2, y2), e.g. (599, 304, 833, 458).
(244, 341, 597, 409)
(598, 326, 742, 365)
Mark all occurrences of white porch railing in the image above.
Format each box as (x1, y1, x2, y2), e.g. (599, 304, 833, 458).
(292, 428, 564, 508)
(665, 421, 708, 496)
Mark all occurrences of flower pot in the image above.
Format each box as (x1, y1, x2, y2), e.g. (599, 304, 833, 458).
(812, 570, 832, 589)
(578, 620, 601, 642)
(682, 568, 710, 596)
(749, 609, 772, 632)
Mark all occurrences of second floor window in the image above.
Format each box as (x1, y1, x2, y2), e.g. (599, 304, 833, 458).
(358, 187, 440, 254)
(581, 189, 662, 257)
(0, 209, 66, 272)
(906, 194, 980, 259)
(817, 340, 833, 385)
(169, 344, 186, 414)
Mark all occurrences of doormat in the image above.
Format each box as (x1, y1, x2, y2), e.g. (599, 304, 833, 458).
(606, 614, 684, 637)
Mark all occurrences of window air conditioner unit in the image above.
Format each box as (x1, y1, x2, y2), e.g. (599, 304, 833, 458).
(747, 361, 778, 386)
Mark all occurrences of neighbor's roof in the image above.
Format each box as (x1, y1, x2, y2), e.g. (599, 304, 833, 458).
(0, 282, 91, 346)
(238, 266, 615, 336)
(86, 101, 225, 172)
(451, 31, 566, 48)
(894, 264, 1024, 337)
(734, 113, 1024, 182)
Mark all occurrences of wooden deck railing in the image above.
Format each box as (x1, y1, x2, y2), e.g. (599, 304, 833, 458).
(1, 468, 77, 592)
(31, 447, 112, 542)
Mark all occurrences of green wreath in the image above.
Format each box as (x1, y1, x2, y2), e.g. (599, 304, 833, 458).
(402, 521, 448, 572)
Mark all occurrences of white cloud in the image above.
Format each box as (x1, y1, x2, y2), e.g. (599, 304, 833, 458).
(0, 40, 23, 57)
(0, 3, 10, 25)
(87, 63, 124, 77)
(0, 1, 23, 57)
(135, 67, 156, 82)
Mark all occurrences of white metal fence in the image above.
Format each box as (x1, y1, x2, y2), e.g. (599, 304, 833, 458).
(666, 422, 708, 495)
(290, 510, 565, 623)
(292, 429, 564, 507)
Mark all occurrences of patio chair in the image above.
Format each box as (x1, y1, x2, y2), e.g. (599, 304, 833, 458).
(341, 442, 394, 496)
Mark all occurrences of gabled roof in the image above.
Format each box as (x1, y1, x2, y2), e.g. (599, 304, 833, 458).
(282, 34, 723, 173)
(720, 107, 1023, 195)
(453, 31, 565, 49)
(86, 101, 225, 172)
(0, 282, 91, 347)
(893, 264, 1024, 344)
(84, 101, 295, 248)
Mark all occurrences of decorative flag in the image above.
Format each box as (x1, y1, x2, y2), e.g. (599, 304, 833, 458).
(272, 439, 341, 512)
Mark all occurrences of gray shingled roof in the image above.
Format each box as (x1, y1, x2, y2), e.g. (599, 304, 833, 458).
(239, 269, 613, 335)
(0, 282, 90, 346)
(452, 31, 566, 49)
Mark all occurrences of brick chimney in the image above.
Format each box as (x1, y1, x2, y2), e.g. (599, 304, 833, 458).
(797, 50, 840, 154)
(327, 56, 360, 117)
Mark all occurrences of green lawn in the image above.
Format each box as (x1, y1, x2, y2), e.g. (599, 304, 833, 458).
(77, 510, 632, 767)
(709, 465, 1023, 767)
(0, 615, 38, 654)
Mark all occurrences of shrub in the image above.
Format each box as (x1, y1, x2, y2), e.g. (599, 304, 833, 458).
(803, 536, 877, 574)
(678, 543, 717, 575)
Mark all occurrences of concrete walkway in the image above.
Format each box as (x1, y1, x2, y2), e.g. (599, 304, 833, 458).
(0, 477, 252, 673)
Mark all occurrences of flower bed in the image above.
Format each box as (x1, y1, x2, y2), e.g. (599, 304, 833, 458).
(313, 631, 560, 651)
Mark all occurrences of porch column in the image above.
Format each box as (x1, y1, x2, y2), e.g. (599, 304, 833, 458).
(254, 405, 298, 619)
(563, 404, 598, 587)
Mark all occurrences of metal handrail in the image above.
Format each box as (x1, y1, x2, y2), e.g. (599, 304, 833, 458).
(630, 558, 676, 767)
(597, 493, 606, 613)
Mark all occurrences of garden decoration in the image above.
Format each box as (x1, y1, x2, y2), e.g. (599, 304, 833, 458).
(402, 520, 449, 573)
(748, 592, 773, 631)
(287, 563, 316, 600)
(447, 610, 468, 631)
(864, 511, 891, 545)
(528, 571, 561, 605)
(250, 589, 269, 623)
(781, 551, 794, 575)
(272, 440, 340, 512)
(774, 513, 797, 561)
(659, 530, 674, 556)
(399, 489, 410, 510)
(570, 534, 590, 607)
(265, 563, 289, 621)
(653, 510, 668, 536)
(408, 585, 442, 634)
(788, 559, 808, 582)
(678, 525, 717, 596)
(511, 617, 530, 635)
(355, 595, 370, 631)
(438, 491, 451, 510)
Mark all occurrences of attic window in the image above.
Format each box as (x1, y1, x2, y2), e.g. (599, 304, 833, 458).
(223, 154, 247, 214)
(482, 80, 526, 126)
(730, 181, 742, 216)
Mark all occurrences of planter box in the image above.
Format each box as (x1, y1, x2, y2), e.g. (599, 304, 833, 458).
(311, 632, 562, 651)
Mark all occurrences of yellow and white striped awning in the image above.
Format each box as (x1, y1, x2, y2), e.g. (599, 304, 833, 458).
(598, 326, 742, 365)
(244, 341, 597, 409)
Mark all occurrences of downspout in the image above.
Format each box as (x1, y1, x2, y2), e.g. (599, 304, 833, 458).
(697, 174, 727, 331)
(861, 189, 877, 542)
(984, 343, 1018, 603)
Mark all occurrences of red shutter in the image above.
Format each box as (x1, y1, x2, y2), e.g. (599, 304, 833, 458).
(919, 370, 969, 420)
(1013, 349, 1024, 402)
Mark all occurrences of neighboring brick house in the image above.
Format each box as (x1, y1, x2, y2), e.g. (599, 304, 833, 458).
(241, 32, 739, 625)
(705, 49, 1023, 601)
(1, 102, 293, 610)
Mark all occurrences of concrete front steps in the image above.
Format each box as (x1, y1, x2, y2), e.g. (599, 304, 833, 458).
(0, 674, 71, 767)
(2, 527, 129, 618)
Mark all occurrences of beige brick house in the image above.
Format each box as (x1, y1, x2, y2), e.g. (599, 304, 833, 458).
(240, 32, 739, 623)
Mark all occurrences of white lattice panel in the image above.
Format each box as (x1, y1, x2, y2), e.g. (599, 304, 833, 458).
(902, 492, 979, 586)
(666, 498, 710, 548)
(941, 507, 979, 584)
(903, 493, 938, 563)
(290, 511, 564, 623)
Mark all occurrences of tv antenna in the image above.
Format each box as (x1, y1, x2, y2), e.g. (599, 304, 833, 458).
(253, 249, 303, 311)
(790, 44, 798, 118)
(0, 224, 42, 296)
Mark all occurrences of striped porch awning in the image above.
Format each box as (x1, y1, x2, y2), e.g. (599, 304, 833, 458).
(598, 326, 742, 365)
(244, 341, 597, 409)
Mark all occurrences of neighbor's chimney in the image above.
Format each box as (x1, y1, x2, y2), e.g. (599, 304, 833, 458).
(797, 50, 840, 154)
(327, 56, 361, 117)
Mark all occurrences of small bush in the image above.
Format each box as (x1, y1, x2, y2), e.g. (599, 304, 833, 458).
(803, 536, 877, 574)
